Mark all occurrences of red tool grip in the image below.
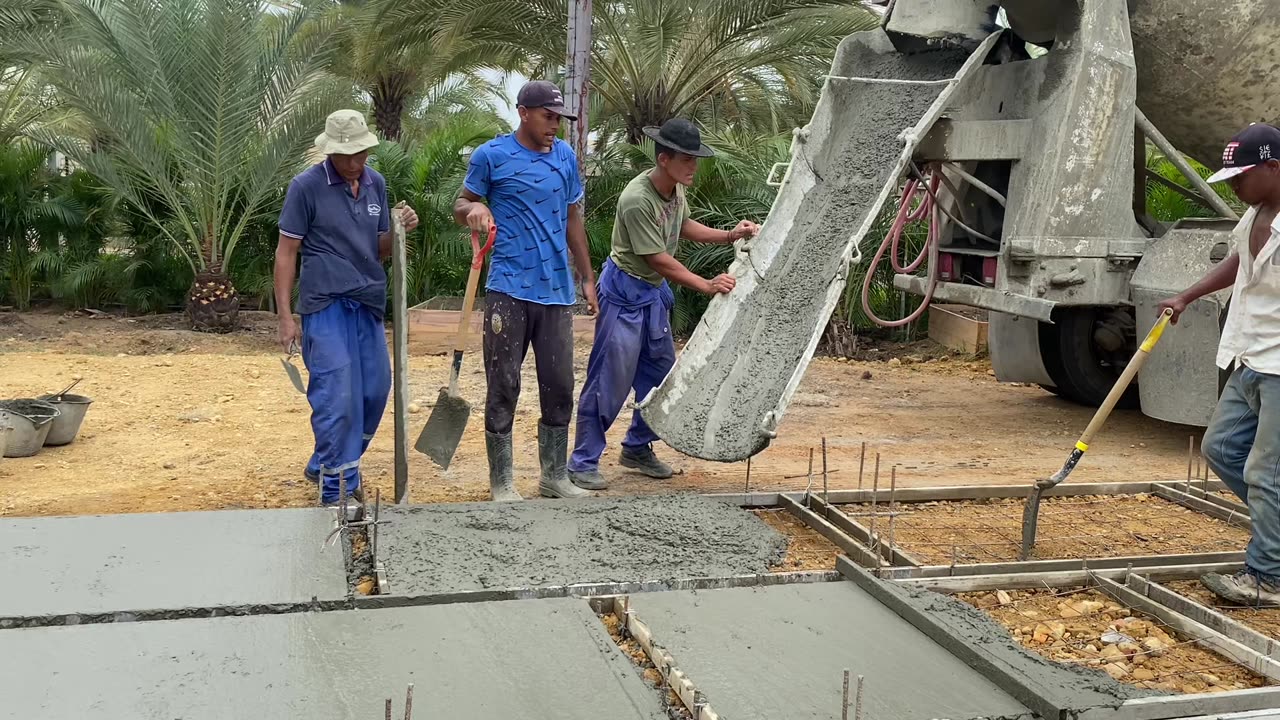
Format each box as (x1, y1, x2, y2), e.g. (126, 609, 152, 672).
(471, 225, 496, 270)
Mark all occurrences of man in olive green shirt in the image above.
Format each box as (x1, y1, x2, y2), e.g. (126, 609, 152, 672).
(568, 119, 758, 489)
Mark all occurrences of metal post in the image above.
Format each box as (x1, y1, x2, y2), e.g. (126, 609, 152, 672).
(822, 437, 829, 516)
(1186, 435, 1194, 495)
(745, 456, 752, 494)
(888, 465, 898, 562)
(858, 442, 866, 491)
(854, 675, 865, 720)
(1135, 107, 1238, 220)
(391, 206, 411, 504)
(869, 455, 881, 571)
(841, 669, 850, 720)
(564, 0, 592, 185)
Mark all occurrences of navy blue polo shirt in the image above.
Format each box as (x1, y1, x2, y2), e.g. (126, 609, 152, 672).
(279, 158, 390, 317)
(464, 134, 583, 306)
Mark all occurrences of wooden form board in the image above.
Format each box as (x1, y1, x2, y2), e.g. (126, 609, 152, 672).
(765, 482, 1247, 581)
(843, 556, 1280, 720)
(928, 303, 989, 353)
(407, 306, 597, 355)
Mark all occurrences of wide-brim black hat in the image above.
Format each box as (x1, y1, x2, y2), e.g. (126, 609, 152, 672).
(642, 119, 714, 158)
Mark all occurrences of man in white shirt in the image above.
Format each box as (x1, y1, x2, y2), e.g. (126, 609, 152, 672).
(1159, 123, 1280, 606)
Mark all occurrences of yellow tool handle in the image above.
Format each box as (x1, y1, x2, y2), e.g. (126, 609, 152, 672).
(1076, 308, 1173, 449)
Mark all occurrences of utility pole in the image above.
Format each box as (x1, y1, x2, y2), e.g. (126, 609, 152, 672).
(564, 0, 592, 190)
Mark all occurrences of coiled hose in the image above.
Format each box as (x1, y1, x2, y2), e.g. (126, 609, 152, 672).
(860, 167, 942, 327)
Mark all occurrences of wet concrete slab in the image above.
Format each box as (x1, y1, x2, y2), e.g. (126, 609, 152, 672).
(0, 598, 665, 719)
(379, 494, 787, 595)
(626, 581, 1035, 720)
(0, 508, 348, 619)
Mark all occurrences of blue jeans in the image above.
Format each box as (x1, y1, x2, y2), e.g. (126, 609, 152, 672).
(1203, 365, 1280, 583)
(301, 299, 391, 503)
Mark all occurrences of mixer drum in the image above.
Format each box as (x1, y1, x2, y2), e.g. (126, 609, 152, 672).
(1001, 0, 1280, 166)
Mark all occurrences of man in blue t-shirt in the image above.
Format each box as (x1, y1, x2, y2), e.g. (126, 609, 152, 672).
(454, 80, 598, 502)
(275, 109, 418, 509)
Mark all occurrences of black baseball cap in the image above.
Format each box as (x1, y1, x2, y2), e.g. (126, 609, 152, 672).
(1207, 123, 1280, 183)
(516, 80, 576, 121)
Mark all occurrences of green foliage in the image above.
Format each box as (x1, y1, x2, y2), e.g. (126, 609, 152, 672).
(370, 111, 508, 308)
(18, 0, 344, 277)
(385, 0, 880, 142)
(0, 142, 85, 309)
(1144, 145, 1245, 222)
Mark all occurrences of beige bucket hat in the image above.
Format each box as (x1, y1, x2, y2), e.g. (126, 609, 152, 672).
(313, 109, 379, 156)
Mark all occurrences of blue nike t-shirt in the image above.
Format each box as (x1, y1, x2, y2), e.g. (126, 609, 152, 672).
(463, 134, 583, 306)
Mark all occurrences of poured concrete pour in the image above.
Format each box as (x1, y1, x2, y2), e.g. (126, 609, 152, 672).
(379, 495, 787, 595)
(0, 508, 348, 620)
(626, 582, 1033, 720)
(0, 598, 665, 719)
(638, 29, 972, 461)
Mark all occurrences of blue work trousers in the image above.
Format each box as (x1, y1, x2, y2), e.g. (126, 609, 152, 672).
(1203, 364, 1280, 583)
(301, 299, 391, 503)
(569, 260, 676, 473)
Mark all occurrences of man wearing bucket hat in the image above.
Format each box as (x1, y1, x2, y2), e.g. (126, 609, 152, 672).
(566, 118, 758, 490)
(453, 80, 598, 501)
(275, 109, 419, 509)
(1159, 122, 1280, 606)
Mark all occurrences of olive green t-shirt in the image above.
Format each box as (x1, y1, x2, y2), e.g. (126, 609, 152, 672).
(610, 170, 691, 286)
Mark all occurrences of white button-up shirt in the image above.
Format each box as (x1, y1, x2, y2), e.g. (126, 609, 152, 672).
(1217, 205, 1280, 374)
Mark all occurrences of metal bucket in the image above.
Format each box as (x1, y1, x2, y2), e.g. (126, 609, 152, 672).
(0, 401, 60, 458)
(39, 393, 93, 446)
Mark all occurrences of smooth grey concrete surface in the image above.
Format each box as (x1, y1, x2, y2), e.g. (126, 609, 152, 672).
(0, 508, 348, 619)
(380, 495, 787, 595)
(627, 582, 1035, 720)
(0, 598, 666, 720)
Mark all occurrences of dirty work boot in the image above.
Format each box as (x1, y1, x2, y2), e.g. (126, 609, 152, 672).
(569, 468, 608, 491)
(539, 423, 590, 499)
(1201, 569, 1280, 606)
(485, 431, 523, 502)
(619, 445, 674, 479)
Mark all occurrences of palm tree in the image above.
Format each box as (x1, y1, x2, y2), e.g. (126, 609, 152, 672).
(16, 0, 343, 331)
(319, 0, 503, 142)
(386, 0, 880, 143)
(370, 110, 507, 304)
(0, 142, 85, 310)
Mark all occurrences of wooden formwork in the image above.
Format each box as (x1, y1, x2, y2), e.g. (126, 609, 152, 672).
(740, 481, 1253, 581)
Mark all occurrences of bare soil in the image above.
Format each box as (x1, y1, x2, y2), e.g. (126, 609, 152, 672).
(751, 509, 841, 571)
(961, 588, 1270, 694)
(1167, 580, 1280, 640)
(0, 309, 1210, 517)
(839, 495, 1250, 565)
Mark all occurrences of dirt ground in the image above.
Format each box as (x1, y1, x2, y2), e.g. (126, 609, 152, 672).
(0, 309, 1211, 517)
(839, 495, 1251, 565)
(752, 509, 841, 571)
(962, 588, 1270, 694)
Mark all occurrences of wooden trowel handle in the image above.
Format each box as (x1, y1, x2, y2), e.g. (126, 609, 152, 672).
(1076, 308, 1173, 450)
(448, 225, 497, 394)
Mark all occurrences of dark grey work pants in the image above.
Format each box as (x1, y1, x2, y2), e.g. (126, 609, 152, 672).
(483, 291, 575, 434)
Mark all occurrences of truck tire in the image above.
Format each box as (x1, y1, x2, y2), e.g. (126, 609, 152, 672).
(1037, 307, 1140, 409)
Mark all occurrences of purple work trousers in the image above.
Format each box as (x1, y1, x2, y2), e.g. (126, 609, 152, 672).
(569, 260, 676, 472)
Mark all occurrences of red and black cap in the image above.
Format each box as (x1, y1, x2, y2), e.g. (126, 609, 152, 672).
(516, 80, 576, 121)
(1207, 123, 1280, 183)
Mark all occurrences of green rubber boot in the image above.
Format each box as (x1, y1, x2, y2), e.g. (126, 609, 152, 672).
(538, 423, 589, 499)
(485, 431, 523, 502)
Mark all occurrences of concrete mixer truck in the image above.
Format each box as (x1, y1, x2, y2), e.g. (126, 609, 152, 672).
(635, 0, 1280, 462)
